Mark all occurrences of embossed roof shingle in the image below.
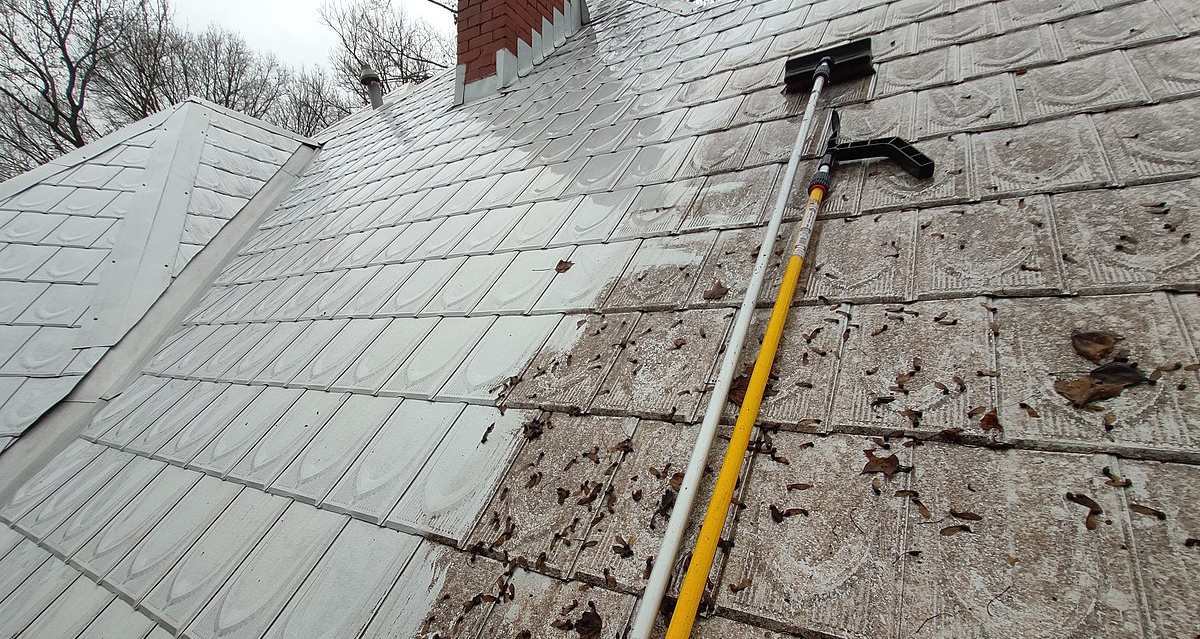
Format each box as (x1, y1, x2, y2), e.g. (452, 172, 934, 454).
(1, 0, 1199, 636)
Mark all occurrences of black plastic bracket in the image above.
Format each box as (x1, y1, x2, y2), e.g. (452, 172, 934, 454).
(822, 110, 935, 179)
(831, 138, 935, 179)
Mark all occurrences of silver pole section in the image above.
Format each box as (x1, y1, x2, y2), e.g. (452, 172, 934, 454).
(628, 71, 829, 639)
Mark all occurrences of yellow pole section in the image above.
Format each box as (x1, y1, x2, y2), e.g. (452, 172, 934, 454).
(666, 186, 826, 638)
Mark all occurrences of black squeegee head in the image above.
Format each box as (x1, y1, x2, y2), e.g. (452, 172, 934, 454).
(784, 38, 874, 93)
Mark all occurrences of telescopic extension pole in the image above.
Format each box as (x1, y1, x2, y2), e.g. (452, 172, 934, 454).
(663, 124, 834, 639)
(663, 109, 935, 638)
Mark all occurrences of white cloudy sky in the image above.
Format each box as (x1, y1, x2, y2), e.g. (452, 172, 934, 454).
(173, 0, 455, 70)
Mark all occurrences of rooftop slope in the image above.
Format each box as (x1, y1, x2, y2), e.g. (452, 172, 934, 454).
(0, 0, 1198, 636)
(0, 99, 314, 451)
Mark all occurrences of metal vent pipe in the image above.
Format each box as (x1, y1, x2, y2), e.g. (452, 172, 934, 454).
(360, 64, 383, 109)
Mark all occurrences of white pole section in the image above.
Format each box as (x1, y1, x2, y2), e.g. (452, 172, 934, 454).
(628, 72, 829, 639)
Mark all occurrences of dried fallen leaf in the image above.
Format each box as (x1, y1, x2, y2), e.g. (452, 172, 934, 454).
(729, 577, 753, 593)
(1018, 402, 1040, 418)
(1054, 377, 1127, 407)
(1102, 466, 1132, 488)
(787, 483, 813, 491)
(940, 525, 972, 536)
(1065, 492, 1104, 530)
(861, 449, 902, 478)
(555, 259, 574, 273)
(612, 535, 634, 558)
(1072, 331, 1123, 362)
(701, 280, 729, 300)
(950, 509, 983, 521)
(1089, 362, 1150, 386)
(980, 408, 1002, 432)
(1130, 504, 1167, 520)
(576, 602, 603, 639)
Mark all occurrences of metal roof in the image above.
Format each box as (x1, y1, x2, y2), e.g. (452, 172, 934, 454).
(1, 0, 1199, 636)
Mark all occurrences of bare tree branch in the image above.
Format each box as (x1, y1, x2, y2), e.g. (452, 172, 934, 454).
(319, 0, 454, 103)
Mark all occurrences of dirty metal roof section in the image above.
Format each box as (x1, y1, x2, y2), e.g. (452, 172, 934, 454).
(0, 98, 314, 449)
(1, 0, 1199, 636)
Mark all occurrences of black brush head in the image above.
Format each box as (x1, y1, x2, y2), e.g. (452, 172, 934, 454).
(784, 38, 875, 93)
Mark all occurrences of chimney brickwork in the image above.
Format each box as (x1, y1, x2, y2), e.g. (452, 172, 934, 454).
(455, 0, 588, 104)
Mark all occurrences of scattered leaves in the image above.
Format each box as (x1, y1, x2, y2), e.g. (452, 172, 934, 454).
(555, 259, 574, 273)
(950, 509, 983, 521)
(940, 525, 972, 536)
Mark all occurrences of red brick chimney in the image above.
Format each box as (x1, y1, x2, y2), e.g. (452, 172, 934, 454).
(455, 0, 588, 104)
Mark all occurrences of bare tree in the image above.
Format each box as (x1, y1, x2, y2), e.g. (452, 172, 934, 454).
(0, 0, 142, 176)
(0, 0, 447, 180)
(320, 0, 453, 102)
(91, 0, 174, 120)
(268, 66, 353, 137)
(98, 18, 290, 122)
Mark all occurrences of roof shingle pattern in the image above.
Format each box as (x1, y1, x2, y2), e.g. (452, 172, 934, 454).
(0, 0, 1198, 636)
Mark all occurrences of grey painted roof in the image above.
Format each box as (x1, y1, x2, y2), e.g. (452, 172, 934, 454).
(0, 100, 313, 450)
(1, 0, 1199, 636)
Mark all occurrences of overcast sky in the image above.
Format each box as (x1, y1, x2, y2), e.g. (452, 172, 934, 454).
(173, 0, 455, 71)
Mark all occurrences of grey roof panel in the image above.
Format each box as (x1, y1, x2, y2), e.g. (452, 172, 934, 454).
(183, 502, 346, 639)
(386, 404, 529, 542)
(14, 569, 115, 639)
(38, 455, 164, 555)
(67, 463, 201, 579)
(0, 539, 52, 603)
(259, 520, 419, 639)
(268, 394, 401, 504)
(74, 598, 157, 639)
(141, 487, 289, 633)
(103, 474, 241, 604)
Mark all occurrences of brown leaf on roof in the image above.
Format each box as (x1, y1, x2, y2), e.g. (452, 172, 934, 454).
(938, 427, 964, 443)
(787, 483, 813, 491)
(980, 408, 1002, 432)
(555, 259, 574, 273)
(1101, 466, 1132, 488)
(1054, 377, 1126, 408)
(729, 577, 753, 593)
(950, 509, 983, 521)
(701, 280, 729, 300)
(940, 524, 972, 536)
(1065, 492, 1103, 530)
(612, 535, 633, 558)
(1090, 362, 1150, 386)
(861, 449, 901, 478)
(576, 602, 603, 639)
(1130, 504, 1167, 520)
(669, 472, 685, 491)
